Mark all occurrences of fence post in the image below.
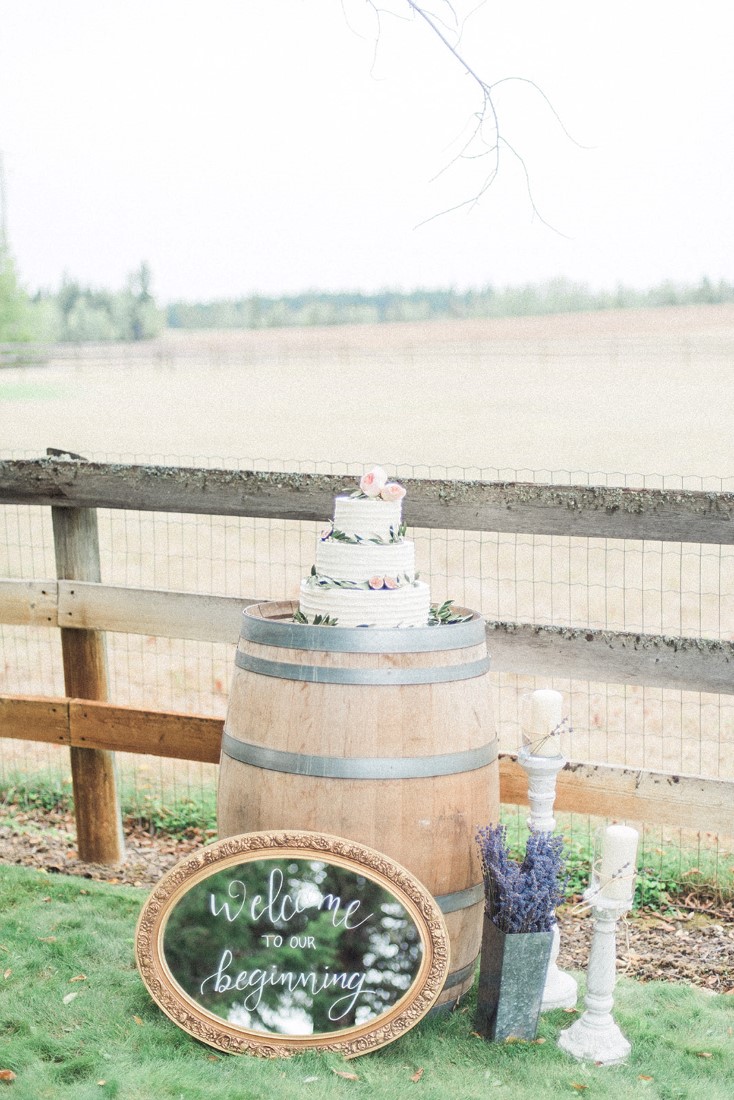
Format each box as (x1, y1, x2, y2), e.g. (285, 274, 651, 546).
(51, 501, 124, 865)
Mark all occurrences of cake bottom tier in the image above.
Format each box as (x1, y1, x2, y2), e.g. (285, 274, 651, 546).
(298, 579, 431, 628)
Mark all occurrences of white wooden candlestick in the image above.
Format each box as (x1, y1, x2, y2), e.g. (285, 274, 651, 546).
(517, 746, 578, 1012)
(519, 747, 564, 834)
(557, 890, 631, 1064)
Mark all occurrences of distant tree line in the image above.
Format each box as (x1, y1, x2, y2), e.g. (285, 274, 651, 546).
(3, 256, 734, 344)
(166, 277, 734, 330)
(0, 256, 163, 343)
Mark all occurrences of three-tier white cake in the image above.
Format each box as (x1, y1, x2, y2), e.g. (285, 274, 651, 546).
(297, 468, 431, 628)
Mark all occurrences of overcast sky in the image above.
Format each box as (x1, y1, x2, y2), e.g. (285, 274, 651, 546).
(2, 1, 733, 301)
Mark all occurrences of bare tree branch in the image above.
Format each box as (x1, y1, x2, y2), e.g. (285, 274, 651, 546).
(490, 76, 592, 150)
(360, 1, 580, 229)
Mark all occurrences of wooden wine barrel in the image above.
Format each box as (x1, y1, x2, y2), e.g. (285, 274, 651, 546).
(218, 600, 498, 1009)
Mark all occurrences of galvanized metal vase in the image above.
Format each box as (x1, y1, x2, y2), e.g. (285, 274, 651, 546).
(474, 916, 553, 1041)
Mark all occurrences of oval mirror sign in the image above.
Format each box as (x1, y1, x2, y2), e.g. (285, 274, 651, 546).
(136, 831, 449, 1057)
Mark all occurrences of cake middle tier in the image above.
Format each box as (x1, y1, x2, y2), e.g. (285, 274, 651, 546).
(314, 539, 416, 581)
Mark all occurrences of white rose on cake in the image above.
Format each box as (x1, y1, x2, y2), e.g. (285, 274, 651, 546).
(359, 466, 388, 497)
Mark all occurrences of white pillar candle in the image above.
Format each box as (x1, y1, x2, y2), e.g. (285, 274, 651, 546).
(523, 689, 564, 756)
(598, 825, 639, 900)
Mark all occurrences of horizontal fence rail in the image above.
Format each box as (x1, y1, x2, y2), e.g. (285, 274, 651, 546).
(1, 456, 733, 857)
(2, 577, 733, 694)
(1, 458, 734, 542)
(1, 694, 730, 835)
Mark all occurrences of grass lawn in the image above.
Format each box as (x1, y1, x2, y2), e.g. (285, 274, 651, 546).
(1, 866, 732, 1100)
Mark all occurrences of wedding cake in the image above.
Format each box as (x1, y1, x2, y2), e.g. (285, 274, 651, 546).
(297, 467, 431, 628)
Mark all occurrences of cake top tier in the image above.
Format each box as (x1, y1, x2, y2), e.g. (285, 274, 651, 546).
(332, 497, 402, 541)
(330, 467, 407, 541)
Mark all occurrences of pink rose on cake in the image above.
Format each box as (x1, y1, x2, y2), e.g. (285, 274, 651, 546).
(380, 482, 406, 502)
(369, 576, 386, 589)
(360, 466, 388, 497)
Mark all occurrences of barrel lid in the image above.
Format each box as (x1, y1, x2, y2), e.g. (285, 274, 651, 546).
(242, 600, 486, 652)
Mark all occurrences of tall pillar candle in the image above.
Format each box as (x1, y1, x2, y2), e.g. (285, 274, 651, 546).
(524, 689, 563, 757)
(598, 825, 639, 901)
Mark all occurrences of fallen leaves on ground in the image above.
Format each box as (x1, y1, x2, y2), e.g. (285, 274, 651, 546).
(410, 1067, 424, 1082)
(556, 906, 734, 993)
(0, 1070, 17, 1083)
(332, 1069, 359, 1081)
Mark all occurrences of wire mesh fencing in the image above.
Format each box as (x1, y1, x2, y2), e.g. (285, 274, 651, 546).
(1, 454, 732, 887)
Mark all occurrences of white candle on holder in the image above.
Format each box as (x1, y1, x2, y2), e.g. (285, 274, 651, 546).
(523, 689, 563, 756)
(598, 825, 639, 900)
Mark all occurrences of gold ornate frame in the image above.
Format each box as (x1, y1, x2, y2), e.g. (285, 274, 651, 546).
(135, 830, 450, 1058)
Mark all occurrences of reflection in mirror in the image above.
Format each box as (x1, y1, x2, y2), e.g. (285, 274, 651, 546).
(162, 858, 423, 1035)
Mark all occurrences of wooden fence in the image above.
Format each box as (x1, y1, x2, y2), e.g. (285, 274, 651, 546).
(1, 456, 733, 864)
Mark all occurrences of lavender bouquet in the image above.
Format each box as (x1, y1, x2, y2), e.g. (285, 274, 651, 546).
(476, 824, 568, 934)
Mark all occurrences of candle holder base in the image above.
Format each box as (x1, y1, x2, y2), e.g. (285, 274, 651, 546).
(557, 1014, 631, 1065)
(541, 966, 578, 1012)
(541, 923, 577, 1011)
(557, 891, 631, 1065)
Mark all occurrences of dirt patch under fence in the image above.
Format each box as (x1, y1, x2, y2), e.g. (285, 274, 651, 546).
(1, 808, 732, 997)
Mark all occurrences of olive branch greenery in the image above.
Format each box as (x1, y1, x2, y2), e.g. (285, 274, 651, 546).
(322, 522, 407, 544)
(304, 567, 419, 591)
(292, 610, 340, 626)
(428, 599, 473, 625)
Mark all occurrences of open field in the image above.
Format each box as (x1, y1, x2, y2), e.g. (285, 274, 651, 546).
(1, 304, 734, 479)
